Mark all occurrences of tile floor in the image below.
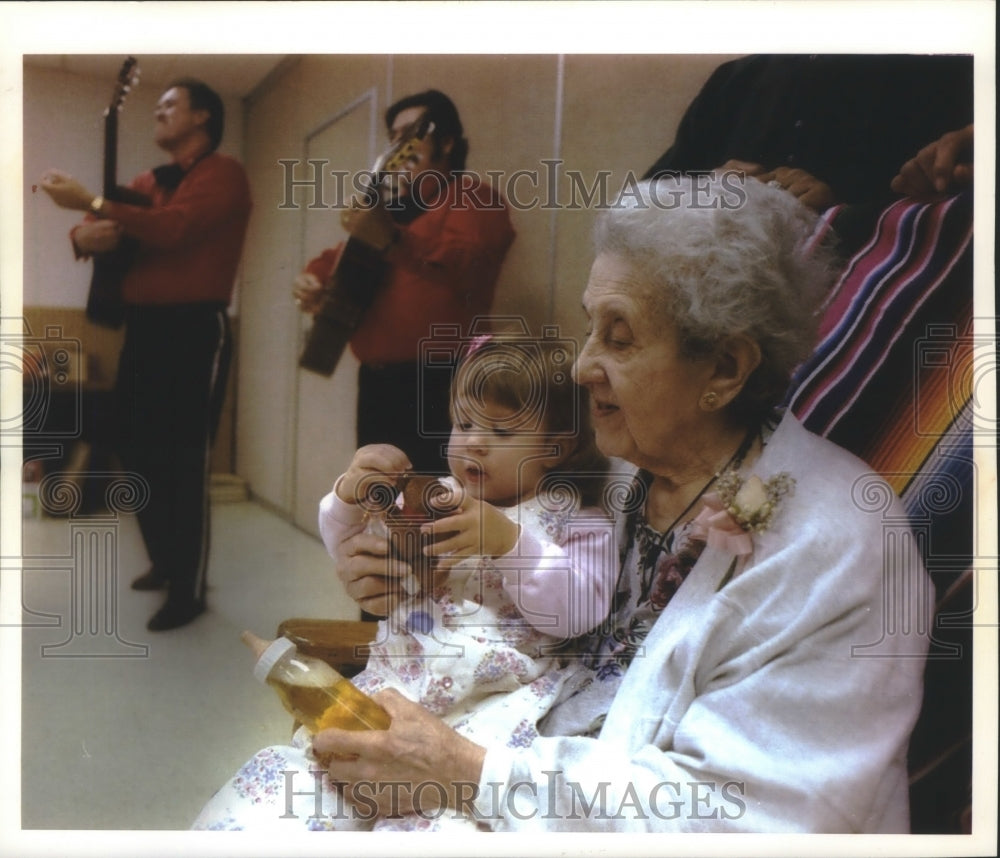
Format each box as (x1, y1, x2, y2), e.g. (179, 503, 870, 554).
(16, 500, 359, 831)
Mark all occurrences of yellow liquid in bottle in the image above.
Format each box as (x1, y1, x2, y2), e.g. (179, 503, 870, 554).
(269, 675, 391, 733)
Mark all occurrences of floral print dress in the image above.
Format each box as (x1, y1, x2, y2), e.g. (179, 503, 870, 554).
(539, 471, 708, 740)
(192, 499, 610, 832)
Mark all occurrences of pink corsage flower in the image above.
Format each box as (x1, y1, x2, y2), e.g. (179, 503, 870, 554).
(691, 471, 795, 557)
(690, 493, 754, 555)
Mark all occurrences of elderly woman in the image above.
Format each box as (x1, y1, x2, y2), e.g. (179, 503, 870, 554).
(311, 175, 932, 833)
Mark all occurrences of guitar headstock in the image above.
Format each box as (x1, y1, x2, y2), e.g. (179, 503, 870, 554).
(368, 114, 437, 180)
(358, 113, 437, 199)
(383, 116, 436, 173)
(106, 56, 140, 117)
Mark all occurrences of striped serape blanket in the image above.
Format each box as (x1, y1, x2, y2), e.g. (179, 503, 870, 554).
(787, 191, 975, 833)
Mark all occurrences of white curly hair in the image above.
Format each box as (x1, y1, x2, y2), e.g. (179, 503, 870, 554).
(593, 174, 839, 423)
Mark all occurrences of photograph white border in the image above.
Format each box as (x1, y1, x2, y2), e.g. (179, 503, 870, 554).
(2, 2, 996, 856)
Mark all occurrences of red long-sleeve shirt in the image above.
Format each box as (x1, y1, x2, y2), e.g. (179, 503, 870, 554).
(75, 152, 252, 306)
(305, 175, 515, 365)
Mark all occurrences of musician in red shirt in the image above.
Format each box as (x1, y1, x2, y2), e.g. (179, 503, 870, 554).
(40, 78, 252, 631)
(294, 90, 516, 474)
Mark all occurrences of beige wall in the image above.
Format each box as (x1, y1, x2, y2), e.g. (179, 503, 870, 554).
(239, 54, 738, 532)
(20, 54, 742, 533)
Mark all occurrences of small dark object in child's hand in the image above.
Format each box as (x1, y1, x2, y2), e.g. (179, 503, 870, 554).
(386, 475, 461, 590)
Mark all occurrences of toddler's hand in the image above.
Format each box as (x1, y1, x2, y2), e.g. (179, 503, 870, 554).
(420, 492, 519, 565)
(336, 444, 412, 506)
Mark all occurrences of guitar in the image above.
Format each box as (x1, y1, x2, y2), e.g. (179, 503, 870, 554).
(298, 115, 436, 376)
(86, 57, 150, 329)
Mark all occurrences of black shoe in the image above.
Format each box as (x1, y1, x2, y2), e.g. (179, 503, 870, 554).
(147, 599, 205, 631)
(131, 570, 167, 591)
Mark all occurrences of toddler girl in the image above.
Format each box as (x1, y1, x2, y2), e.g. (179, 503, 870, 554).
(192, 336, 615, 832)
(320, 336, 615, 752)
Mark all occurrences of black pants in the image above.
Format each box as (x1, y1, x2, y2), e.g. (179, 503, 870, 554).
(356, 361, 451, 622)
(115, 304, 231, 606)
(356, 361, 452, 474)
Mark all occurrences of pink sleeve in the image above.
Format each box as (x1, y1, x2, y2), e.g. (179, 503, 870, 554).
(495, 508, 617, 640)
(317, 482, 368, 559)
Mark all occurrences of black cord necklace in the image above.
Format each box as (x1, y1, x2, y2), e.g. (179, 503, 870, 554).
(625, 427, 758, 606)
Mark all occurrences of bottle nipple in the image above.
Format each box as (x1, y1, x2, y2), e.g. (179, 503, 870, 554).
(242, 630, 298, 684)
(241, 629, 271, 659)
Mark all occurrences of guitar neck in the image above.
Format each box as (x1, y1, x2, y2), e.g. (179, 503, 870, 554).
(102, 109, 119, 197)
(100, 110, 151, 207)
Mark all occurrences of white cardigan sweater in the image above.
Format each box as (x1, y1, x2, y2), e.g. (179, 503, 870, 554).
(471, 414, 933, 832)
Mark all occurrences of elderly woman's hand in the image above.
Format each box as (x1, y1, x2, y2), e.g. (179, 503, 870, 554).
(333, 527, 412, 618)
(313, 689, 486, 818)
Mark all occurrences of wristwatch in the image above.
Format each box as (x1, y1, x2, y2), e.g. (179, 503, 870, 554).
(89, 195, 104, 214)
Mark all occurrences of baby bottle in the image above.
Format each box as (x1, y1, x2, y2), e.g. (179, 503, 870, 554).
(241, 630, 390, 733)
